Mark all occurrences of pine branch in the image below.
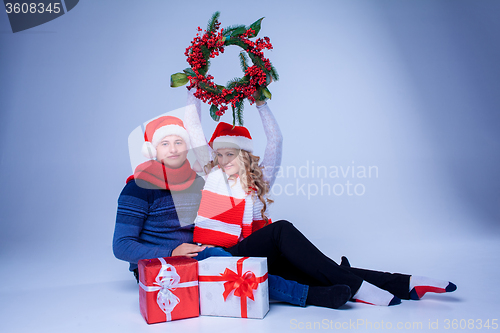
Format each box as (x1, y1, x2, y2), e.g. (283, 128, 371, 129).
(207, 11, 220, 33)
(200, 45, 210, 60)
(226, 77, 242, 89)
(198, 65, 208, 76)
(198, 44, 211, 76)
(247, 52, 265, 69)
(223, 24, 246, 37)
(225, 38, 247, 49)
(232, 105, 236, 127)
(199, 82, 222, 94)
(236, 102, 244, 125)
(270, 64, 279, 81)
(239, 52, 249, 73)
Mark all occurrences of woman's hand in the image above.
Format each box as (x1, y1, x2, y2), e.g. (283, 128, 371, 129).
(252, 89, 267, 106)
(172, 243, 207, 257)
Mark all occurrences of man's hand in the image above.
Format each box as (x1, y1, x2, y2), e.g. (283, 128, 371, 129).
(172, 243, 207, 257)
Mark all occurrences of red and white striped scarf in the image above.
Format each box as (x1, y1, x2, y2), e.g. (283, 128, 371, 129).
(193, 166, 270, 248)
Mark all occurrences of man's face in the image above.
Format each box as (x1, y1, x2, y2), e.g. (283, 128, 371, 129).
(156, 135, 188, 169)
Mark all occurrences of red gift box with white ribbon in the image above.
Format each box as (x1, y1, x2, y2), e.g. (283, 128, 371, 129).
(138, 256, 199, 324)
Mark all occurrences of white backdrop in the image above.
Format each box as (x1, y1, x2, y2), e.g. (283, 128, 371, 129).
(1, 1, 499, 332)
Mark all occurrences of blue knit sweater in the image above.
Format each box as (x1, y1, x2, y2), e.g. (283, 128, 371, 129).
(112, 177, 205, 271)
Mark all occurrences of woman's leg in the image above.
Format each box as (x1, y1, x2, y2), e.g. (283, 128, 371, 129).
(345, 267, 410, 299)
(227, 220, 363, 293)
(228, 220, 400, 306)
(340, 256, 456, 300)
(339, 261, 411, 300)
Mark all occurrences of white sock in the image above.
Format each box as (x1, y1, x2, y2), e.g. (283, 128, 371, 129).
(409, 276, 456, 300)
(352, 281, 400, 306)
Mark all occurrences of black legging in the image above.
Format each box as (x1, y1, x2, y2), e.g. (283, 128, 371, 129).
(227, 220, 411, 300)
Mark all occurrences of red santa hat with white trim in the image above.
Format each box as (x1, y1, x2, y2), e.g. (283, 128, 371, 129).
(142, 116, 191, 159)
(208, 122, 253, 153)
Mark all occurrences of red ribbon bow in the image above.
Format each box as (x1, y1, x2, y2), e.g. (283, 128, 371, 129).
(199, 257, 268, 318)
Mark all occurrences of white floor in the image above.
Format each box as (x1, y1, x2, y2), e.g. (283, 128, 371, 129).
(1, 234, 499, 333)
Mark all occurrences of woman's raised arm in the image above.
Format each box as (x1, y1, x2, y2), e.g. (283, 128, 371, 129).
(256, 101, 283, 187)
(185, 89, 212, 172)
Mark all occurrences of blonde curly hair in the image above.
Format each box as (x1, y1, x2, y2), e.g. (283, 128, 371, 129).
(204, 149, 273, 225)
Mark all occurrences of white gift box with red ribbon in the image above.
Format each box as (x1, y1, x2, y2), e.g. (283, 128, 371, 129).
(198, 256, 269, 319)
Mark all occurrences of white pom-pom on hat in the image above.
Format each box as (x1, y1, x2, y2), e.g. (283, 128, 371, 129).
(141, 141, 157, 159)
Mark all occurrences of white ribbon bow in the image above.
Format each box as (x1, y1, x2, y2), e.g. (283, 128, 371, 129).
(139, 258, 198, 321)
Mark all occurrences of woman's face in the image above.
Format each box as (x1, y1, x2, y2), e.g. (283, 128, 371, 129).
(156, 135, 188, 169)
(217, 148, 241, 176)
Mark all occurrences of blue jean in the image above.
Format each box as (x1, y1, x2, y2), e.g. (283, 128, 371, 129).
(196, 246, 308, 307)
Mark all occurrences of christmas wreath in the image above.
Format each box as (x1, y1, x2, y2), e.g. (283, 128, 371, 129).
(170, 12, 278, 125)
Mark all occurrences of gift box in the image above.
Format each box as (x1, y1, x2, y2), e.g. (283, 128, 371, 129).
(138, 256, 199, 324)
(198, 256, 269, 319)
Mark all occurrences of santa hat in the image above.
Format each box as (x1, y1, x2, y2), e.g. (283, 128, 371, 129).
(142, 116, 191, 159)
(208, 122, 253, 153)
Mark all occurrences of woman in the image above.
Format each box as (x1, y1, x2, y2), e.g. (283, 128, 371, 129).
(188, 95, 457, 307)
